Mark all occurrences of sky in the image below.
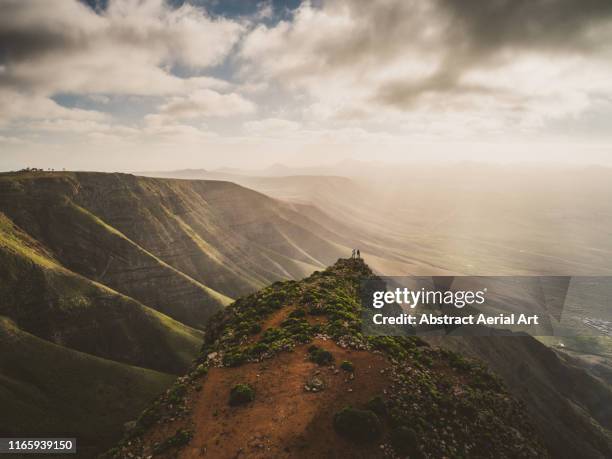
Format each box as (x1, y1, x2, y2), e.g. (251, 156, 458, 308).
(1, 0, 612, 171)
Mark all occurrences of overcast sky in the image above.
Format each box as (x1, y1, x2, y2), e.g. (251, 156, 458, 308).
(1, 0, 612, 171)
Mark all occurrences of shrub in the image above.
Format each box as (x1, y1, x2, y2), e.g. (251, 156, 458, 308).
(390, 426, 420, 457)
(167, 383, 187, 404)
(308, 345, 334, 366)
(365, 395, 387, 416)
(249, 322, 262, 335)
(333, 407, 382, 443)
(153, 428, 193, 454)
(308, 303, 326, 315)
(261, 327, 287, 344)
(249, 342, 269, 356)
(340, 360, 354, 372)
(229, 383, 255, 406)
(223, 350, 247, 367)
(133, 402, 161, 432)
(191, 364, 208, 378)
(289, 309, 306, 318)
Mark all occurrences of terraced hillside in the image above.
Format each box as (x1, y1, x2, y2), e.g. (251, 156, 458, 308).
(107, 259, 548, 458)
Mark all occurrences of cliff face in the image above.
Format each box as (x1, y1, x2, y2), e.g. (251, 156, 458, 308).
(109, 259, 547, 459)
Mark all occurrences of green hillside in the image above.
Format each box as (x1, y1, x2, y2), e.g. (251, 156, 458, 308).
(0, 213, 202, 374)
(0, 316, 174, 458)
(0, 171, 359, 456)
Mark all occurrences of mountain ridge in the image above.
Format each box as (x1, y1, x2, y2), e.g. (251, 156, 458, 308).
(107, 258, 549, 459)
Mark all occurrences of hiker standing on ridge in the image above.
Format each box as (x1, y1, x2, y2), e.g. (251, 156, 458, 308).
(357, 249, 360, 259)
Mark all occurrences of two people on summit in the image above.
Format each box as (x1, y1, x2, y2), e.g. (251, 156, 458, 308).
(351, 248, 361, 259)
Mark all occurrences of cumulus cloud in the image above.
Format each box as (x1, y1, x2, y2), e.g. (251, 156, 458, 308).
(0, 0, 248, 130)
(0, 0, 244, 95)
(240, 0, 612, 134)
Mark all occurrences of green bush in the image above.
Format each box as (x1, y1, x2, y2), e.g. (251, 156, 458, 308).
(340, 360, 354, 372)
(390, 426, 420, 457)
(308, 345, 334, 366)
(223, 350, 247, 367)
(308, 303, 326, 315)
(229, 383, 255, 406)
(333, 407, 382, 443)
(289, 309, 306, 318)
(249, 323, 262, 334)
(153, 428, 193, 454)
(249, 342, 269, 356)
(261, 327, 287, 344)
(191, 364, 208, 378)
(167, 383, 187, 404)
(365, 395, 387, 416)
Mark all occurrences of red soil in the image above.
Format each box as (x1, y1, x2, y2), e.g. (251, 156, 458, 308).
(180, 338, 391, 459)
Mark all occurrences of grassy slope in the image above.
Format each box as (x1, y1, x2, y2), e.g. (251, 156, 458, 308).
(0, 173, 229, 329)
(0, 213, 202, 374)
(0, 172, 350, 312)
(71, 173, 349, 296)
(0, 316, 174, 458)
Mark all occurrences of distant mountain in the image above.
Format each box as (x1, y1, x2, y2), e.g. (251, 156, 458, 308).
(107, 259, 548, 459)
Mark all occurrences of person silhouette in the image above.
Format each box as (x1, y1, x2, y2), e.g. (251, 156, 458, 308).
(351, 248, 356, 259)
(357, 249, 360, 259)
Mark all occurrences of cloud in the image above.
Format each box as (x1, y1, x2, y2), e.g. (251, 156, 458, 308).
(2, 0, 612, 168)
(0, 89, 106, 125)
(0, 0, 244, 95)
(243, 118, 300, 136)
(156, 89, 256, 120)
(0, 0, 246, 128)
(239, 0, 612, 134)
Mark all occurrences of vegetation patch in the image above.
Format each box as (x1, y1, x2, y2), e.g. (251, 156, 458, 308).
(365, 395, 387, 417)
(288, 308, 306, 318)
(390, 426, 420, 457)
(333, 407, 382, 443)
(229, 383, 255, 406)
(307, 345, 334, 366)
(153, 428, 193, 455)
(340, 360, 354, 372)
